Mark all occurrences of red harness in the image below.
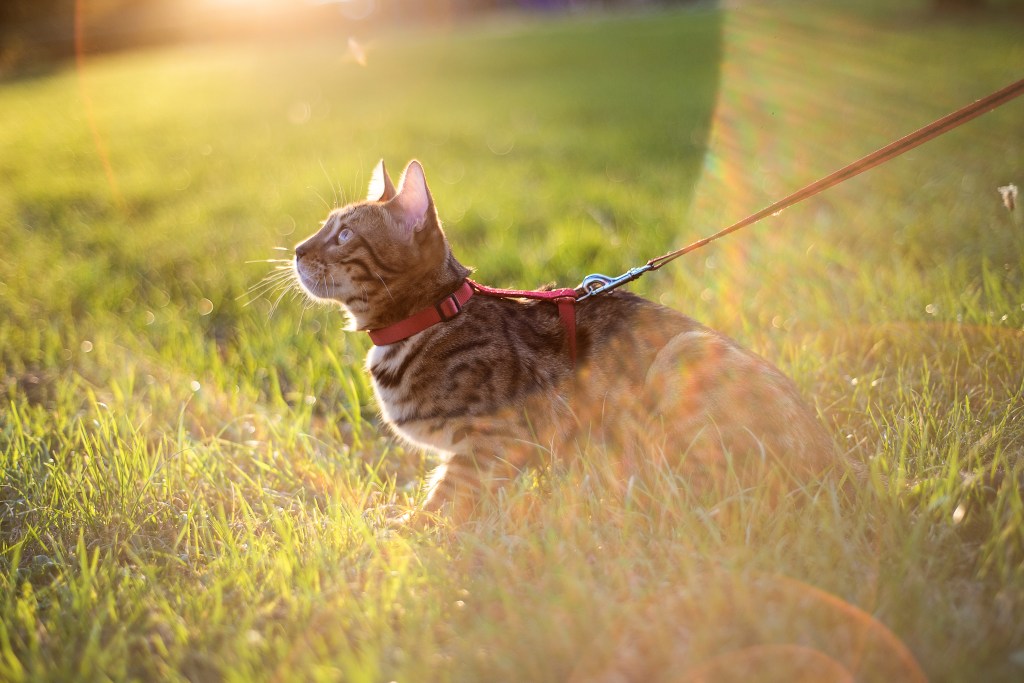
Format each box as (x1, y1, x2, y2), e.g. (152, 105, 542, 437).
(366, 279, 578, 366)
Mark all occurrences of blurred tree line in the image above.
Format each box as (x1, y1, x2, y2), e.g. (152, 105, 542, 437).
(0, 0, 701, 72)
(0, 0, 1013, 75)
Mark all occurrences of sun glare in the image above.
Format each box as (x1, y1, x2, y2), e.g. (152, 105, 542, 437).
(187, 0, 379, 33)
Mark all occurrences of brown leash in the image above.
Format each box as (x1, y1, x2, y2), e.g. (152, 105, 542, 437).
(576, 77, 1024, 300)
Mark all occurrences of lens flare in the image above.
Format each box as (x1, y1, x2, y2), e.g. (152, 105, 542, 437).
(74, 0, 125, 211)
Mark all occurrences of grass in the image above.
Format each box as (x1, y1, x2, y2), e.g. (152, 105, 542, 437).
(1, 1, 1023, 680)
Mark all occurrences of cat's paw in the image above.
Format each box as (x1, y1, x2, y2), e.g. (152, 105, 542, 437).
(362, 503, 402, 528)
(385, 510, 416, 529)
(362, 504, 438, 531)
(386, 508, 442, 530)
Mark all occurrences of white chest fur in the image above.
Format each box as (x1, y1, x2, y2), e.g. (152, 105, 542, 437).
(366, 341, 451, 453)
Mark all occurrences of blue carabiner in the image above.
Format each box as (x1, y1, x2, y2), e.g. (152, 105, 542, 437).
(575, 265, 653, 301)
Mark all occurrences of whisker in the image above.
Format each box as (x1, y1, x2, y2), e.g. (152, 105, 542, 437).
(253, 267, 296, 280)
(295, 297, 314, 333)
(251, 280, 295, 297)
(243, 270, 295, 294)
(268, 282, 294, 317)
(239, 280, 286, 302)
(373, 270, 394, 302)
(238, 264, 300, 305)
(243, 282, 290, 302)
(310, 186, 332, 212)
(239, 283, 291, 308)
(330, 273, 342, 301)
(319, 158, 339, 208)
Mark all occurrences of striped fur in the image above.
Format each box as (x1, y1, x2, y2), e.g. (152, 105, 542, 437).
(295, 160, 837, 523)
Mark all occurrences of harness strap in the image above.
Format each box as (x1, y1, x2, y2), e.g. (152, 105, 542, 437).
(467, 280, 577, 368)
(557, 297, 577, 365)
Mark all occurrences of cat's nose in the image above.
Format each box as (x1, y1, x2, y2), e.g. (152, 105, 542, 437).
(294, 242, 310, 258)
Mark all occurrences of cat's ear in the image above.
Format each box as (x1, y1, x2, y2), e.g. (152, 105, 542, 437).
(390, 160, 433, 235)
(367, 159, 397, 202)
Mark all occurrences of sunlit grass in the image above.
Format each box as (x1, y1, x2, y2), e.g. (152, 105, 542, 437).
(2, 1, 1023, 681)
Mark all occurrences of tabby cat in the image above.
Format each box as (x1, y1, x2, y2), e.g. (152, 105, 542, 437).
(294, 160, 837, 524)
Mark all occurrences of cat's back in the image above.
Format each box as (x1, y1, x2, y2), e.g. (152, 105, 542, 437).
(576, 290, 706, 369)
(579, 291, 837, 473)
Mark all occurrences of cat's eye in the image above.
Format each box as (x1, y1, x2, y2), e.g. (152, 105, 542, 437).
(338, 228, 354, 243)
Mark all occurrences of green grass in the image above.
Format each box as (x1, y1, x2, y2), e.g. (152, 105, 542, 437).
(2, 1, 1023, 681)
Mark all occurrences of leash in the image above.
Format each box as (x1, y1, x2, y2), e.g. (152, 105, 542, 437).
(575, 77, 1024, 300)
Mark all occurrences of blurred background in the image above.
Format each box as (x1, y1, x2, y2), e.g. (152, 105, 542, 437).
(5, 0, 711, 74)
(1, 0, 1017, 74)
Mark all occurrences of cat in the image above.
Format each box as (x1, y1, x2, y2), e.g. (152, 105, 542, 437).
(294, 159, 838, 524)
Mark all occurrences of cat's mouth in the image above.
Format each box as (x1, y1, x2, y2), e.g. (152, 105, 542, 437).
(294, 260, 344, 301)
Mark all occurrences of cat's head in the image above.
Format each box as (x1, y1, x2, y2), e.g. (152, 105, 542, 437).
(294, 159, 469, 330)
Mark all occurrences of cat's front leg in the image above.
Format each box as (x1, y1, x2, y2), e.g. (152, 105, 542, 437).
(419, 453, 489, 523)
(415, 431, 543, 525)
(386, 455, 496, 529)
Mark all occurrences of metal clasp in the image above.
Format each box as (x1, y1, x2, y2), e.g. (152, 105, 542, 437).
(435, 293, 463, 321)
(574, 265, 653, 301)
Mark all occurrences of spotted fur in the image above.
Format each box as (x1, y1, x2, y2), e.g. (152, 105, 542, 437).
(294, 160, 837, 523)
